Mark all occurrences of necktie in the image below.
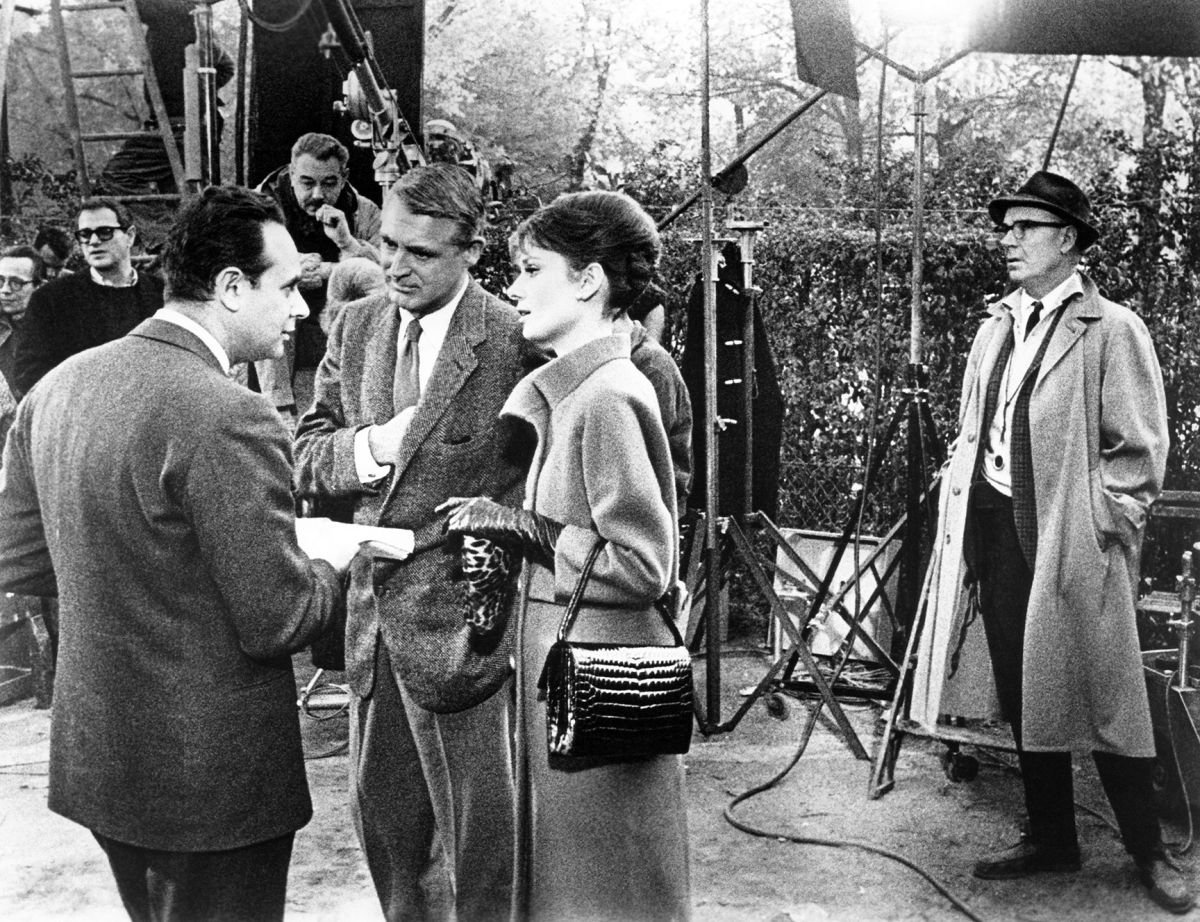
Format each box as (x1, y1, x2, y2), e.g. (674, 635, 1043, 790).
(393, 317, 422, 413)
(1024, 300, 1042, 341)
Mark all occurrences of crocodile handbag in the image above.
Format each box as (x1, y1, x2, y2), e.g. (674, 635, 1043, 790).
(539, 539, 694, 760)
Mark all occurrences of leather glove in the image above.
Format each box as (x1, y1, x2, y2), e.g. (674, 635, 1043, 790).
(438, 496, 563, 563)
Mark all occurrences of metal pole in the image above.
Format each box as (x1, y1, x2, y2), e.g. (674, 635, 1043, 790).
(1042, 55, 1082, 172)
(732, 222, 764, 520)
(1176, 549, 1195, 689)
(909, 80, 926, 366)
(191, 1, 219, 185)
(234, 0, 249, 186)
(700, 0, 722, 724)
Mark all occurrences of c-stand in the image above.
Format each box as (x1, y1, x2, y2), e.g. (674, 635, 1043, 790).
(684, 221, 920, 760)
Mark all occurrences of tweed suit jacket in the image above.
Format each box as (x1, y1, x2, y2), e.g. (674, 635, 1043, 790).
(0, 318, 346, 851)
(294, 279, 530, 709)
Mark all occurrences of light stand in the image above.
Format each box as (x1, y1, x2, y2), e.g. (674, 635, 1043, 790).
(684, 221, 877, 757)
(676, 18, 972, 760)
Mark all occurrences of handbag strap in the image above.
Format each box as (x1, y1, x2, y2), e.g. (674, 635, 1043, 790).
(556, 538, 686, 646)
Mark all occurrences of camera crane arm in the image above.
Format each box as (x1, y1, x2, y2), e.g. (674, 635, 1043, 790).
(315, 0, 424, 192)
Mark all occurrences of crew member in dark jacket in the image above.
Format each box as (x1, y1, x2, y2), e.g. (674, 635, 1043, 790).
(14, 197, 162, 397)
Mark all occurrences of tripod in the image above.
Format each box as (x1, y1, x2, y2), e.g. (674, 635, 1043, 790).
(684, 222, 933, 759)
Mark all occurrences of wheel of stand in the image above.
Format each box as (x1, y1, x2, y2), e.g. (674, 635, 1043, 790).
(765, 693, 789, 720)
(941, 749, 979, 782)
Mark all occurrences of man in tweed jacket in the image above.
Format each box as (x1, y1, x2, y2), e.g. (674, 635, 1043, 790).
(294, 164, 529, 921)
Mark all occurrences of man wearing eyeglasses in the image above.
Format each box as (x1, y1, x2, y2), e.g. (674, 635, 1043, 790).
(921, 171, 1189, 913)
(0, 245, 44, 450)
(251, 132, 382, 420)
(13, 197, 163, 397)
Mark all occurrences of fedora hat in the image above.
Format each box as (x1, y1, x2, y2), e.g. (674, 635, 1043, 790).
(987, 170, 1099, 251)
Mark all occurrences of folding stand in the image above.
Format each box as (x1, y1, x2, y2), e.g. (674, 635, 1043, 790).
(683, 222, 926, 760)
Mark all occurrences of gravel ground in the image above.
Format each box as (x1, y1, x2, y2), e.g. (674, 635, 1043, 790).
(0, 647, 1196, 922)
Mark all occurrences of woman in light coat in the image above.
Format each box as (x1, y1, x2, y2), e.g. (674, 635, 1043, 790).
(442, 191, 690, 922)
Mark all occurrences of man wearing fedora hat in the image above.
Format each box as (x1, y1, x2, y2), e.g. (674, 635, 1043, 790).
(926, 170, 1191, 912)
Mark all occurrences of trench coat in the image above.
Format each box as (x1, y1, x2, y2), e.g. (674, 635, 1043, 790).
(504, 332, 691, 922)
(911, 272, 1167, 756)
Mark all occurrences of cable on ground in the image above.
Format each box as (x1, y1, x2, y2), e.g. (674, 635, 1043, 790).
(721, 696, 986, 922)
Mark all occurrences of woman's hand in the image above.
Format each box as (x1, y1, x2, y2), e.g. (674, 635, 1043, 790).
(437, 496, 563, 561)
(437, 496, 511, 538)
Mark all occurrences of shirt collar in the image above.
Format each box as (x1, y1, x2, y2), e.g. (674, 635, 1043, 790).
(90, 266, 138, 288)
(153, 307, 231, 375)
(397, 276, 469, 337)
(999, 270, 1084, 319)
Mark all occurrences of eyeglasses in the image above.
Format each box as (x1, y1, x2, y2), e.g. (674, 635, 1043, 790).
(74, 225, 125, 243)
(0, 275, 33, 291)
(993, 220, 1068, 242)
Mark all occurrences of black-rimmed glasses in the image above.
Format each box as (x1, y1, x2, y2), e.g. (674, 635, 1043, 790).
(0, 275, 33, 291)
(74, 226, 125, 243)
(993, 220, 1068, 242)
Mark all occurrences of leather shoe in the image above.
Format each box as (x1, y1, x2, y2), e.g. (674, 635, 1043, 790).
(1136, 853, 1195, 915)
(973, 840, 1081, 879)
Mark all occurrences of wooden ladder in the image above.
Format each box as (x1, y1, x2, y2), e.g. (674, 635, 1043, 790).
(48, 0, 186, 200)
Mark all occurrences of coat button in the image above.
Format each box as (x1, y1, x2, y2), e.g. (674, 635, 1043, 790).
(966, 433, 976, 443)
(945, 534, 952, 544)
(952, 486, 962, 496)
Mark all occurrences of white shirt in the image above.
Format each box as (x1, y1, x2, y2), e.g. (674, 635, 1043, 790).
(354, 278, 471, 484)
(153, 307, 231, 376)
(90, 266, 138, 288)
(982, 271, 1083, 495)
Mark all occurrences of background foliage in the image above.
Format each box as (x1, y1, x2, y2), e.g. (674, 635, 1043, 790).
(5, 1, 1200, 606)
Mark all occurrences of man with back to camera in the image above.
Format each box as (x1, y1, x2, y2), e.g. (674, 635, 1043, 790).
(928, 170, 1193, 914)
(252, 131, 383, 417)
(294, 163, 530, 921)
(13, 196, 163, 397)
(0, 185, 361, 922)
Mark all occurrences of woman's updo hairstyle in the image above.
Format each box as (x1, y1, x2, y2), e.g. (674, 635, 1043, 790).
(514, 191, 661, 315)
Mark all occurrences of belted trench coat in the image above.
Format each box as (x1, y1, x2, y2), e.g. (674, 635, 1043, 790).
(912, 272, 1167, 756)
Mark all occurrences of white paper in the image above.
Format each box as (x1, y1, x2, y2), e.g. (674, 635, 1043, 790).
(296, 517, 415, 569)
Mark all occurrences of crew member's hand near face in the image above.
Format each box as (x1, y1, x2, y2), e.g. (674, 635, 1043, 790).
(317, 204, 355, 251)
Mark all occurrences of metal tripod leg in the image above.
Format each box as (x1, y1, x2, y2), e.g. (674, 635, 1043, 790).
(722, 516, 869, 758)
(868, 559, 935, 797)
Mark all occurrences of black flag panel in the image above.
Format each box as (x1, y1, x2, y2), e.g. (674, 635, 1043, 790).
(970, 0, 1200, 58)
(789, 0, 860, 100)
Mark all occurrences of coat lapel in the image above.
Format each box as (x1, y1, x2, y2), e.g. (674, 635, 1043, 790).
(1036, 280, 1100, 386)
(971, 309, 1013, 420)
(361, 298, 400, 425)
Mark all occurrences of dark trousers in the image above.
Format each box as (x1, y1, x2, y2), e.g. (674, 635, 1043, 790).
(93, 831, 294, 922)
(968, 481, 1162, 860)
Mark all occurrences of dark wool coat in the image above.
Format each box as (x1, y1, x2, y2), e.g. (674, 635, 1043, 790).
(505, 333, 690, 922)
(0, 319, 345, 850)
(912, 273, 1168, 756)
